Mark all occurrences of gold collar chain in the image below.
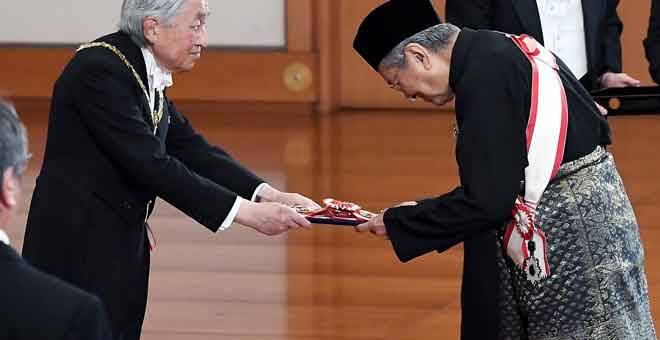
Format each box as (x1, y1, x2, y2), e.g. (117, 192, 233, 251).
(77, 42, 164, 134)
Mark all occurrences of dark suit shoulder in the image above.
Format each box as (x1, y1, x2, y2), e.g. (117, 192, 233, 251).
(69, 44, 133, 81)
(0, 245, 111, 339)
(62, 31, 146, 92)
(60, 294, 112, 340)
(452, 30, 530, 88)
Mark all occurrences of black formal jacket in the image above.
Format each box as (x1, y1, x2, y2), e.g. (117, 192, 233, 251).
(446, 0, 624, 90)
(22, 31, 264, 330)
(644, 0, 660, 83)
(0, 242, 112, 340)
(383, 29, 610, 340)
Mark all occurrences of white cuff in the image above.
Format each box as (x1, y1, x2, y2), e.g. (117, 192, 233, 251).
(218, 197, 242, 232)
(218, 184, 267, 232)
(251, 183, 268, 202)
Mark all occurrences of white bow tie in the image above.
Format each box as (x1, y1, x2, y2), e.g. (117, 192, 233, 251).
(152, 68, 173, 92)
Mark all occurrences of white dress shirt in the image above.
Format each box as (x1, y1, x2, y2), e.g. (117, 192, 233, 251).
(140, 48, 266, 231)
(536, 0, 588, 79)
(140, 48, 173, 112)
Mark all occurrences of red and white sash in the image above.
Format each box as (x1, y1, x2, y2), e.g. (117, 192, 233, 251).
(503, 34, 568, 284)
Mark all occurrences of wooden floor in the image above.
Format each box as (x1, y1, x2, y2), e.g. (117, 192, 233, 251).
(5, 100, 660, 339)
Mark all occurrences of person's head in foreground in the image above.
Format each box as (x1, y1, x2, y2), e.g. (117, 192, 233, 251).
(0, 100, 29, 231)
(353, 0, 460, 106)
(120, 0, 210, 72)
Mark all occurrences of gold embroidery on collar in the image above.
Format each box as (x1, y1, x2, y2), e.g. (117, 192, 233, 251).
(77, 42, 164, 134)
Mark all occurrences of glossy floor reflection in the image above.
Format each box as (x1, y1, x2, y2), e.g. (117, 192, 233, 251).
(6, 100, 659, 339)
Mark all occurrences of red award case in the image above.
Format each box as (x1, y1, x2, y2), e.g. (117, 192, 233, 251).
(296, 198, 377, 226)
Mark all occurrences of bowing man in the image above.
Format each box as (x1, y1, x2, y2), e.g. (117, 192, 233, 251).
(353, 1, 656, 339)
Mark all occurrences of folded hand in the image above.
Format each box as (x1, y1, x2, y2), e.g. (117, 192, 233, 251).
(600, 72, 641, 88)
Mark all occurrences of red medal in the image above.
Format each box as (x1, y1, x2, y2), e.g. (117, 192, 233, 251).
(296, 198, 377, 226)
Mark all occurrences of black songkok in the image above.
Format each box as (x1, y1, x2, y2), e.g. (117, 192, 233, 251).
(353, 0, 442, 71)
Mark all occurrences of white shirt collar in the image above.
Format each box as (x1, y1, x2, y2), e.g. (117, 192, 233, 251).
(0, 229, 10, 246)
(140, 48, 173, 91)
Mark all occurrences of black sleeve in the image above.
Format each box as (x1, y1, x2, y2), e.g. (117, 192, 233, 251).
(445, 0, 493, 29)
(600, 0, 623, 76)
(73, 52, 238, 231)
(62, 296, 113, 340)
(165, 99, 264, 200)
(645, 0, 660, 84)
(384, 56, 528, 262)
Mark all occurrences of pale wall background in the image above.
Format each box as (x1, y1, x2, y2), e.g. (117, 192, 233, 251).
(0, 0, 285, 47)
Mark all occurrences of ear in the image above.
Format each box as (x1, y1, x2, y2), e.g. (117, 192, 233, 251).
(0, 168, 18, 211)
(403, 43, 433, 70)
(142, 17, 160, 45)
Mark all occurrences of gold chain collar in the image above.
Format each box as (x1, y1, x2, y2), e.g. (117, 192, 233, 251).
(77, 42, 164, 134)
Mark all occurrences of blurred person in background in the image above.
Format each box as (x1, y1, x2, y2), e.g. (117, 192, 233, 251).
(353, 1, 656, 339)
(0, 99, 113, 340)
(645, 0, 660, 84)
(446, 0, 640, 91)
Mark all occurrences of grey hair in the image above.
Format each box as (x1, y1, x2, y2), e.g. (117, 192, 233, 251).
(0, 100, 28, 184)
(381, 23, 461, 69)
(119, 0, 188, 47)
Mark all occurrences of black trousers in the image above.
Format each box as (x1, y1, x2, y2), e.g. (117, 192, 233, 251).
(23, 223, 151, 340)
(70, 224, 151, 340)
(109, 227, 150, 340)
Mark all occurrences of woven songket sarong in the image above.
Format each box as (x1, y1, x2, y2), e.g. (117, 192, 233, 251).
(496, 146, 657, 339)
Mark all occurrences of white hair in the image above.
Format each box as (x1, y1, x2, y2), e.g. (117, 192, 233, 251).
(0, 99, 28, 183)
(119, 0, 188, 47)
(381, 23, 460, 69)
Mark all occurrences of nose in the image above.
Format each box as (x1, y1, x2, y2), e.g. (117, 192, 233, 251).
(197, 26, 209, 49)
